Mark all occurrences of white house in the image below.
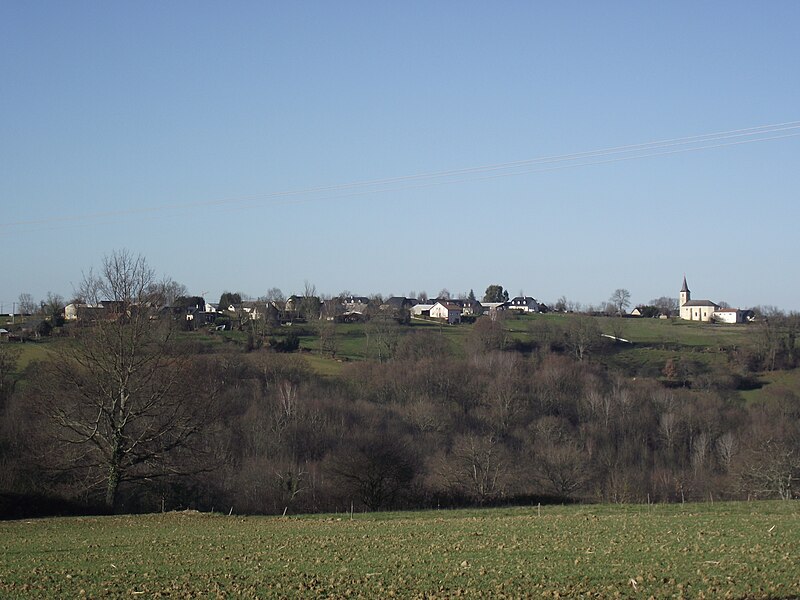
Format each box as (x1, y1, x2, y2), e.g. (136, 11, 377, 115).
(508, 296, 542, 313)
(429, 302, 462, 324)
(713, 308, 743, 324)
(64, 303, 89, 321)
(480, 302, 506, 312)
(240, 301, 262, 320)
(410, 303, 435, 318)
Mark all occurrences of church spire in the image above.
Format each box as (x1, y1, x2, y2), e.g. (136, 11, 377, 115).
(679, 275, 690, 309)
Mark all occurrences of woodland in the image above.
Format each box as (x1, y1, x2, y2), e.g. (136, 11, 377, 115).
(1, 254, 798, 518)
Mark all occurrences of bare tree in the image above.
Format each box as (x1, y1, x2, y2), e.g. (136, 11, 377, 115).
(327, 433, 416, 510)
(715, 431, 738, 471)
(364, 313, 400, 363)
(650, 296, 679, 317)
(145, 277, 187, 308)
(739, 439, 799, 500)
(265, 287, 285, 304)
(40, 292, 65, 321)
(563, 316, 599, 361)
(0, 346, 18, 412)
(26, 251, 221, 510)
(300, 281, 321, 321)
(532, 417, 591, 498)
(609, 289, 631, 316)
(318, 320, 340, 358)
(440, 433, 509, 505)
(17, 293, 36, 315)
(467, 315, 506, 355)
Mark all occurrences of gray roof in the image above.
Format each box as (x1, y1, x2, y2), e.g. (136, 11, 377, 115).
(683, 299, 719, 308)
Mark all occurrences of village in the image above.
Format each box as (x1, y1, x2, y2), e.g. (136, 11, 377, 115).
(1, 276, 758, 342)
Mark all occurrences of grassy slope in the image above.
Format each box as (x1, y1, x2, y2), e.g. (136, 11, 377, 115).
(8, 315, 796, 400)
(1, 501, 798, 598)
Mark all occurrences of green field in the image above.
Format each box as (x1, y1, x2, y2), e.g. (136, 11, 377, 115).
(1, 501, 798, 598)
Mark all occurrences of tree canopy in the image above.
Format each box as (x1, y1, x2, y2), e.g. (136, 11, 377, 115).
(483, 285, 509, 303)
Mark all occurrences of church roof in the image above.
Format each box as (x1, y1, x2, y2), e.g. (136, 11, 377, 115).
(682, 299, 719, 308)
(681, 276, 689, 293)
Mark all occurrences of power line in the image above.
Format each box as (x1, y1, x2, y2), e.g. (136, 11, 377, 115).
(2, 120, 798, 234)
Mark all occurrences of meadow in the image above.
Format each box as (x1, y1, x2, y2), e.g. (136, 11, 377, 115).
(1, 501, 798, 598)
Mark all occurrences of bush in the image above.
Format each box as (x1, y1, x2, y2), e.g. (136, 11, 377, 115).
(270, 331, 300, 353)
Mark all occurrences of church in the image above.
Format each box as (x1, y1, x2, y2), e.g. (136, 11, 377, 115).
(678, 276, 744, 323)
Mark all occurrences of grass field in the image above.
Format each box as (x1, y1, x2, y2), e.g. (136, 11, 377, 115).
(1, 501, 798, 598)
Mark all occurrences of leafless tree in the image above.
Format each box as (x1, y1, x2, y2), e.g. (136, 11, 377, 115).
(17, 293, 36, 315)
(265, 287, 285, 304)
(650, 296, 678, 317)
(300, 280, 321, 321)
(145, 277, 187, 308)
(318, 320, 340, 357)
(364, 313, 400, 363)
(440, 433, 509, 505)
(609, 288, 631, 316)
(715, 431, 738, 471)
(327, 433, 417, 510)
(39, 292, 65, 320)
(531, 416, 591, 497)
(0, 347, 17, 410)
(738, 439, 799, 500)
(26, 251, 222, 510)
(563, 316, 599, 361)
(467, 316, 506, 356)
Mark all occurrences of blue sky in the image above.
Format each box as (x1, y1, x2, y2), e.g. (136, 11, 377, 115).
(2, 2, 799, 310)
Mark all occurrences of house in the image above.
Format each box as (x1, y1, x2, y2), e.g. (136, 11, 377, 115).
(343, 295, 370, 310)
(410, 303, 435, 318)
(322, 298, 346, 321)
(74, 304, 122, 322)
(341, 296, 371, 316)
(285, 295, 322, 320)
(64, 303, 89, 321)
(713, 308, 743, 324)
(508, 296, 543, 313)
(462, 299, 484, 316)
(430, 302, 462, 324)
(337, 295, 370, 321)
(630, 306, 662, 318)
(384, 297, 416, 311)
(480, 302, 507, 319)
(240, 301, 263, 320)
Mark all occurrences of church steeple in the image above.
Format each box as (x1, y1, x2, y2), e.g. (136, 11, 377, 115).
(680, 275, 690, 307)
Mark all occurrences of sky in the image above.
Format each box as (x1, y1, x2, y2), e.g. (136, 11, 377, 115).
(2, 2, 799, 311)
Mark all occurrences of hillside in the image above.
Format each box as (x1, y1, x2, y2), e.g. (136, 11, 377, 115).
(7, 312, 796, 398)
(3, 311, 798, 515)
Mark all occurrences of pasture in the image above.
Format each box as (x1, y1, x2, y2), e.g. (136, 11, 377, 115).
(1, 501, 798, 598)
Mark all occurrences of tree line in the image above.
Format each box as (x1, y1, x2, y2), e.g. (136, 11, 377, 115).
(1, 252, 798, 517)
